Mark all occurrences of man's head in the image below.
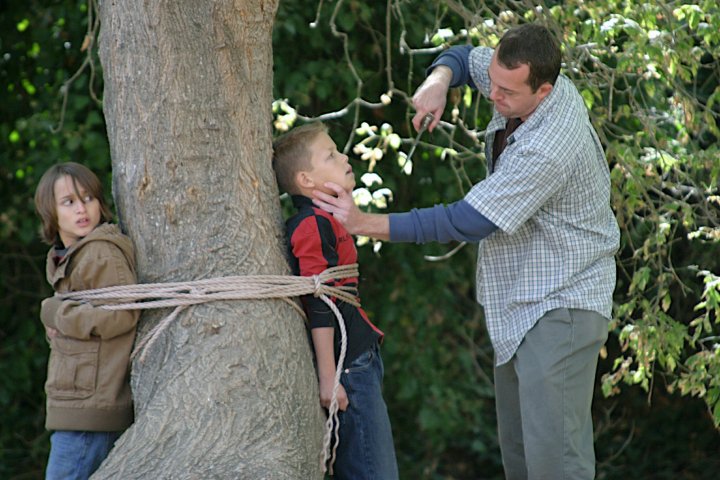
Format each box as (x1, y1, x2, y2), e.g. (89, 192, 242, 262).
(273, 123, 355, 197)
(488, 23, 561, 120)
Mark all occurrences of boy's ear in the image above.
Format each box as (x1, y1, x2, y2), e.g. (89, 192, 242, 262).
(296, 171, 316, 189)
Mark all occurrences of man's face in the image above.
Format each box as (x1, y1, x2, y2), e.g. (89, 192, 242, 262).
(305, 132, 356, 195)
(487, 53, 552, 121)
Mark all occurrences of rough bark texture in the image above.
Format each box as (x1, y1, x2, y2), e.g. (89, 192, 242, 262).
(95, 1, 324, 478)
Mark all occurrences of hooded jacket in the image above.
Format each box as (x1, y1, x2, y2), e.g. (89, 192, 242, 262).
(40, 223, 139, 431)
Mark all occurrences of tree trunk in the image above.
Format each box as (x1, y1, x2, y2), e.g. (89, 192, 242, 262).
(95, 1, 324, 478)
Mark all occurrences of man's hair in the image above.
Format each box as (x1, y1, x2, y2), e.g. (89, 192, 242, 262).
(496, 23, 561, 91)
(272, 122, 328, 195)
(34, 162, 113, 244)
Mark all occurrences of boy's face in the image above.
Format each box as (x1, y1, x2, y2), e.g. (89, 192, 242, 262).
(302, 131, 356, 195)
(54, 175, 101, 247)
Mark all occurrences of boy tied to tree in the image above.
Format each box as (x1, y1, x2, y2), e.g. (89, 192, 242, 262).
(34, 162, 140, 480)
(272, 123, 398, 479)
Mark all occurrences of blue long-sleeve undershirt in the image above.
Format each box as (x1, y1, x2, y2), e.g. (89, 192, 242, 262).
(389, 200, 497, 244)
(428, 45, 476, 89)
(389, 45, 496, 244)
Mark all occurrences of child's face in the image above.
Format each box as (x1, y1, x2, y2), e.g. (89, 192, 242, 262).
(54, 175, 101, 247)
(304, 132, 356, 195)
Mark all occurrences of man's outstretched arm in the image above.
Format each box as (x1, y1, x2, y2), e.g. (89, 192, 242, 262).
(313, 182, 497, 243)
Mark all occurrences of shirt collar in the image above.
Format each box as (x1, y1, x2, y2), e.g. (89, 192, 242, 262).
(291, 194, 314, 210)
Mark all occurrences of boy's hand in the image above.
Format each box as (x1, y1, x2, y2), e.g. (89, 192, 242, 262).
(319, 377, 349, 411)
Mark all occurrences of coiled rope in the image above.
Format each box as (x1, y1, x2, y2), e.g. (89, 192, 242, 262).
(58, 263, 359, 473)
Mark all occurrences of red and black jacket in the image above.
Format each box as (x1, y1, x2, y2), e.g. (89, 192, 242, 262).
(286, 195, 383, 364)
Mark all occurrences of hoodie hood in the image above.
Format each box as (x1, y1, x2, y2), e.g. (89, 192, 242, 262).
(46, 223, 136, 289)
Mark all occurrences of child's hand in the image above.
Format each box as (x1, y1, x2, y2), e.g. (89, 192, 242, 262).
(319, 378, 349, 411)
(45, 327, 59, 338)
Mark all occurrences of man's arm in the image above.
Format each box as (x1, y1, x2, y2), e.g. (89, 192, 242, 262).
(412, 45, 474, 132)
(313, 183, 497, 243)
(427, 45, 475, 88)
(390, 200, 497, 243)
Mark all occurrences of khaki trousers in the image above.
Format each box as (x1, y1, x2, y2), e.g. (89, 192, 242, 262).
(494, 308, 608, 480)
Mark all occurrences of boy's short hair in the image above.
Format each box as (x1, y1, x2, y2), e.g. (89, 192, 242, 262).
(497, 23, 561, 92)
(34, 162, 113, 244)
(272, 122, 328, 195)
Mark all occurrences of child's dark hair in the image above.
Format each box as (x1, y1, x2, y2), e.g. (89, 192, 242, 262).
(272, 122, 328, 194)
(497, 23, 562, 91)
(34, 162, 113, 244)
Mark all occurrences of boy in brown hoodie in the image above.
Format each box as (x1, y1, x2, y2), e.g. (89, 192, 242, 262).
(34, 162, 139, 479)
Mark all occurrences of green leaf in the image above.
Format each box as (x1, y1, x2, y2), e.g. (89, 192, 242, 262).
(16, 18, 29, 32)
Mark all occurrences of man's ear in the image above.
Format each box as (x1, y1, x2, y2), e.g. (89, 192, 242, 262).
(536, 82, 553, 101)
(296, 171, 316, 189)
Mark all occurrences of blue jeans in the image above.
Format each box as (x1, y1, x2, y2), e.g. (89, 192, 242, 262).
(46, 430, 120, 480)
(332, 344, 398, 480)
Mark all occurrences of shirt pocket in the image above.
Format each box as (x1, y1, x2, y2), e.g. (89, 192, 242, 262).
(46, 336, 100, 400)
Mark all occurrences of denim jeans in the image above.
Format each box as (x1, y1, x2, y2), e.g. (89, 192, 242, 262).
(332, 343, 398, 480)
(46, 430, 120, 480)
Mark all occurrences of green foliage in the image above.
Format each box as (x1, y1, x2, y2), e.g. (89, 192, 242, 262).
(0, 1, 111, 477)
(552, 0, 720, 429)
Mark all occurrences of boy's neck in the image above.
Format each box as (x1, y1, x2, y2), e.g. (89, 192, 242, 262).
(295, 186, 315, 199)
(295, 185, 350, 199)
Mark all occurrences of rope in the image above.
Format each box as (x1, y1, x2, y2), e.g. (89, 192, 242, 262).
(57, 263, 359, 473)
(318, 295, 347, 475)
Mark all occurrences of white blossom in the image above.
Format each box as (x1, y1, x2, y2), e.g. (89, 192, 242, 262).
(372, 188, 394, 209)
(373, 241, 383, 254)
(353, 143, 370, 155)
(387, 133, 401, 150)
(356, 235, 370, 247)
(352, 188, 372, 207)
(360, 173, 383, 187)
(398, 153, 413, 175)
(355, 122, 377, 137)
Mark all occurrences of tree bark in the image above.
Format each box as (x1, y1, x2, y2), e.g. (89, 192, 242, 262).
(96, 1, 324, 478)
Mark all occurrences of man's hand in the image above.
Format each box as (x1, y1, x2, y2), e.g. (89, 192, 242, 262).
(312, 183, 360, 232)
(411, 65, 452, 132)
(319, 377, 349, 411)
(313, 182, 392, 240)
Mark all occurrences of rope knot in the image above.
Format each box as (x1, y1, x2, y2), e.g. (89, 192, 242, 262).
(312, 274, 323, 297)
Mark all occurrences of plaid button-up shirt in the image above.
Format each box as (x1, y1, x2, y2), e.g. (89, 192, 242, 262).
(465, 47, 620, 365)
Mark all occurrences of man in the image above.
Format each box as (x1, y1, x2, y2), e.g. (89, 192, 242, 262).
(313, 23, 620, 479)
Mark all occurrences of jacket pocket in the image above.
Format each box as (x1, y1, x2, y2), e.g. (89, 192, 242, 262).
(46, 336, 99, 400)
